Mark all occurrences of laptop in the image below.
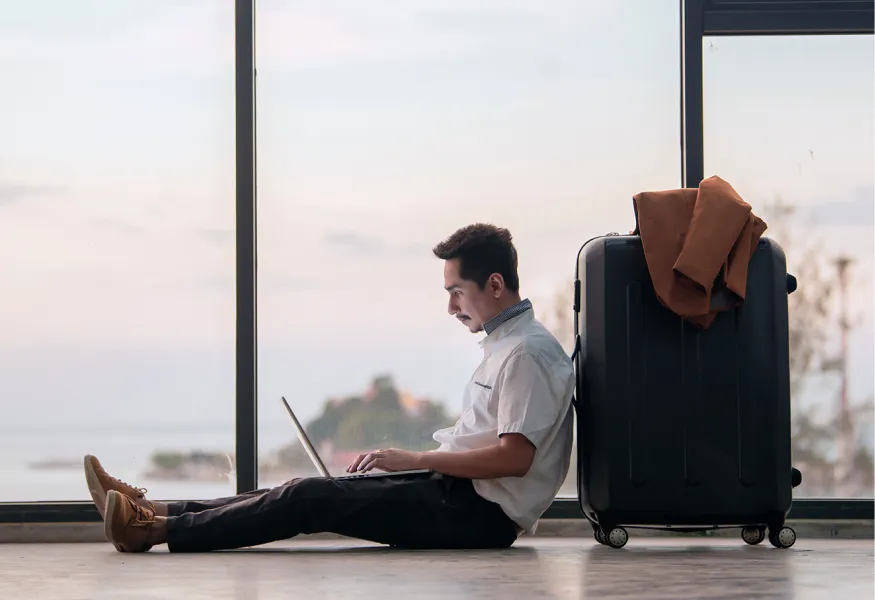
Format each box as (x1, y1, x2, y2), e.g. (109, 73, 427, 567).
(280, 396, 431, 480)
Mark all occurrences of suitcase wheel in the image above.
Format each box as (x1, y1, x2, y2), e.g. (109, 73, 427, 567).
(768, 526, 797, 549)
(741, 526, 766, 545)
(597, 526, 628, 549)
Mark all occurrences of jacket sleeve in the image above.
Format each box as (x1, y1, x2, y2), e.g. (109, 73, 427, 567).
(671, 176, 753, 291)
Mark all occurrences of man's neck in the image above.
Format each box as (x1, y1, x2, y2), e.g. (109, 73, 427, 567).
(492, 295, 522, 316)
(483, 296, 530, 336)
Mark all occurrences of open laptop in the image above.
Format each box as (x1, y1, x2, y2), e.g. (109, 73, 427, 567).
(280, 396, 431, 480)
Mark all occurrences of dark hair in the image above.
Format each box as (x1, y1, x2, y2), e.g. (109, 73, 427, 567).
(432, 223, 520, 292)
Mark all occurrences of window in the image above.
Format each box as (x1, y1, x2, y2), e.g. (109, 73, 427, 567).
(255, 0, 680, 495)
(703, 35, 874, 498)
(0, 1, 236, 501)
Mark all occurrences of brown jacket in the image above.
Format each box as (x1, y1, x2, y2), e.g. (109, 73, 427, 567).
(631, 176, 767, 328)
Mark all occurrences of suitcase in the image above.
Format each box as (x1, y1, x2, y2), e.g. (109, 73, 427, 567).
(571, 233, 799, 549)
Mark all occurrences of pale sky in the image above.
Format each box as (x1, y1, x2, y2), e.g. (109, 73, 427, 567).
(0, 1, 872, 442)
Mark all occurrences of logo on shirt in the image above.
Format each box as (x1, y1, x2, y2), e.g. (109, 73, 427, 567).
(473, 381, 492, 390)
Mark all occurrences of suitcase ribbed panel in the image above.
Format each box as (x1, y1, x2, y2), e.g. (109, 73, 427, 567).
(682, 322, 703, 486)
(625, 281, 647, 486)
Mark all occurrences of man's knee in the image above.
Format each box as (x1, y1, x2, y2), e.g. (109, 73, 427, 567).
(276, 476, 339, 502)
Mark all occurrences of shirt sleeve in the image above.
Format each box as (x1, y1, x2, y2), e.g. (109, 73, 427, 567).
(496, 349, 566, 449)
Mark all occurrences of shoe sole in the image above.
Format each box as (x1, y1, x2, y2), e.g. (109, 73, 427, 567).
(83, 455, 108, 521)
(104, 491, 119, 548)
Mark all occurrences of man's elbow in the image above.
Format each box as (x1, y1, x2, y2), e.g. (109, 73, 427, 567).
(509, 460, 532, 478)
(506, 447, 535, 478)
(498, 433, 536, 477)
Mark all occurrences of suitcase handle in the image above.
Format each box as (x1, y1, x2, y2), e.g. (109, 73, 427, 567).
(787, 273, 797, 294)
(570, 336, 581, 410)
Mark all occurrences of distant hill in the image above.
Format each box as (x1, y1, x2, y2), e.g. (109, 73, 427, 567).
(306, 374, 456, 452)
(268, 374, 456, 473)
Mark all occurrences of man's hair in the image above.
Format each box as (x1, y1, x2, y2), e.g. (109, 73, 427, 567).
(432, 223, 520, 292)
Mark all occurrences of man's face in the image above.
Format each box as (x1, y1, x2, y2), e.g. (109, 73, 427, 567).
(443, 258, 500, 334)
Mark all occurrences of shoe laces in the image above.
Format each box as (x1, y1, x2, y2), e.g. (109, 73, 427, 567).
(127, 498, 156, 526)
(112, 475, 148, 498)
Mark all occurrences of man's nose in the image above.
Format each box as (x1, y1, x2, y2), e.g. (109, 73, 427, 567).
(448, 297, 458, 315)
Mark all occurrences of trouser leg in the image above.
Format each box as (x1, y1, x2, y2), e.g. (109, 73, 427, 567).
(167, 486, 282, 516)
(166, 473, 518, 553)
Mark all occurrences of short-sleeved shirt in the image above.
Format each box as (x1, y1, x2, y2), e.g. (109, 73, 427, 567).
(432, 305, 574, 534)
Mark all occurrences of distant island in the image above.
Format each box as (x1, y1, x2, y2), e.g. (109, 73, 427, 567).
(142, 374, 457, 482)
(28, 459, 81, 471)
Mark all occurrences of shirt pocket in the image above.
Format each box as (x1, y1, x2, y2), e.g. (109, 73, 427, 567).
(467, 378, 497, 422)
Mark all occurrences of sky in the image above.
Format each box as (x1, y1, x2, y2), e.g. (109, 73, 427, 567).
(0, 1, 872, 451)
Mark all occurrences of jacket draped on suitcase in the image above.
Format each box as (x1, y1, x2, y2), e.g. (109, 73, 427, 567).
(631, 175, 768, 328)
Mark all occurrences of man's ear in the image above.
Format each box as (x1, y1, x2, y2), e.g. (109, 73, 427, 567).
(489, 273, 505, 297)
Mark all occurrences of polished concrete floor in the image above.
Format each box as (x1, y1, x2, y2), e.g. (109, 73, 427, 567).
(1, 538, 871, 599)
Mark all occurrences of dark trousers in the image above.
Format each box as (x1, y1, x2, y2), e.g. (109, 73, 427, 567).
(165, 472, 519, 552)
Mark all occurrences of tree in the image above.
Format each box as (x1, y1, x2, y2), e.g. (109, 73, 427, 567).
(537, 284, 575, 354)
(763, 199, 873, 497)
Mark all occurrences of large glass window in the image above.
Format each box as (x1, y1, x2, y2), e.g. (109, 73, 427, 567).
(703, 35, 874, 498)
(255, 0, 680, 495)
(0, 1, 236, 501)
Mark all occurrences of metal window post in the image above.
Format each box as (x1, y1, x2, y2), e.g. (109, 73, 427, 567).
(681, 0, 706, 188)
(234, 0, 258, 494)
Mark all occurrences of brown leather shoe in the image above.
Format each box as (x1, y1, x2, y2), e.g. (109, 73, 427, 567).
(84, 455, 152, 519)
(104, 490, 156, 553)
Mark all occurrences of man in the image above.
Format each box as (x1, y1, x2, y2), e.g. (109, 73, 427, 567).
(85, 223, 574, 553)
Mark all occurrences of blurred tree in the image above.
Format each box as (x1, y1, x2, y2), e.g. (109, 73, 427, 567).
(763, 199, 873, 497)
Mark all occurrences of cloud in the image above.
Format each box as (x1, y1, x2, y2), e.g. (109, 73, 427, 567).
(264, 276, 322, 293)
(802, 185, 875, 227)
(415, 2, 580, 33)
(197, 227, 234, 246)
(0, 183, 67, 206)
(190, 273, 321, 293)
(0, 0, 623, 83)
(87, 217, 148, 236)
(323, 230, 427, 257)
(323, 231, 385, 254)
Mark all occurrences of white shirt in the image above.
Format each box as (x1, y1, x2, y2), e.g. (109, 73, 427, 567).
(432, 308, 574, 534)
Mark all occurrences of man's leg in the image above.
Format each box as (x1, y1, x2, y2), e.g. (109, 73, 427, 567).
(104, 473, 518, 553)
(84, 454, 275, 519)
(165, 487, 273, 516)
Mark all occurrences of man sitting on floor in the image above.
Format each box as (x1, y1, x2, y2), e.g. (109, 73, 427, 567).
(84, 223, 575, 553)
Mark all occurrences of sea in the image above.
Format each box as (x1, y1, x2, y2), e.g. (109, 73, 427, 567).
(0, 423, 310, 502)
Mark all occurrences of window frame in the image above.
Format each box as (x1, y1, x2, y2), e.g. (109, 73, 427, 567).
(1, 0, 872, 524)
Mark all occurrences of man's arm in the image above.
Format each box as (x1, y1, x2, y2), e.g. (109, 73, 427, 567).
(419, 433, 535, 479)
(347, 434, 535, 478)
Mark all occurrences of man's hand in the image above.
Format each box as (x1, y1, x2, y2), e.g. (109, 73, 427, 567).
(346, 448, 424, 474)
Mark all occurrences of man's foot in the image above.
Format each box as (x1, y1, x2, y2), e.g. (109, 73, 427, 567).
(104, 490, 163, 553)
(83, 455, 155, 519)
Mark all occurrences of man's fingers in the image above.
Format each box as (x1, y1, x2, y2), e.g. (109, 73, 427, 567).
(358, 453, 374, 471)
(347, 453, 367, 473)
(359, 452, 381, 472)
(346, 455, 359, 473)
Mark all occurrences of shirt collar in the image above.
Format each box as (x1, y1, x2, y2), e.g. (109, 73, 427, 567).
(482, 298, 533, 336)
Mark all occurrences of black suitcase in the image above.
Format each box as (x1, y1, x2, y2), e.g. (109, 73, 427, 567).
(572, 233, 799, 549)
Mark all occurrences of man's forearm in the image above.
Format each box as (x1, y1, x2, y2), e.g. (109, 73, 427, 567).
(418, 444, 529, 479)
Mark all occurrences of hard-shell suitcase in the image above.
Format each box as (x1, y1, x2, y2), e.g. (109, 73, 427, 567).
(572, 233, 799, 549)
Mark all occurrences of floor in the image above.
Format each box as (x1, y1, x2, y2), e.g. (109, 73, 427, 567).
(1, 538, 872, 599)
